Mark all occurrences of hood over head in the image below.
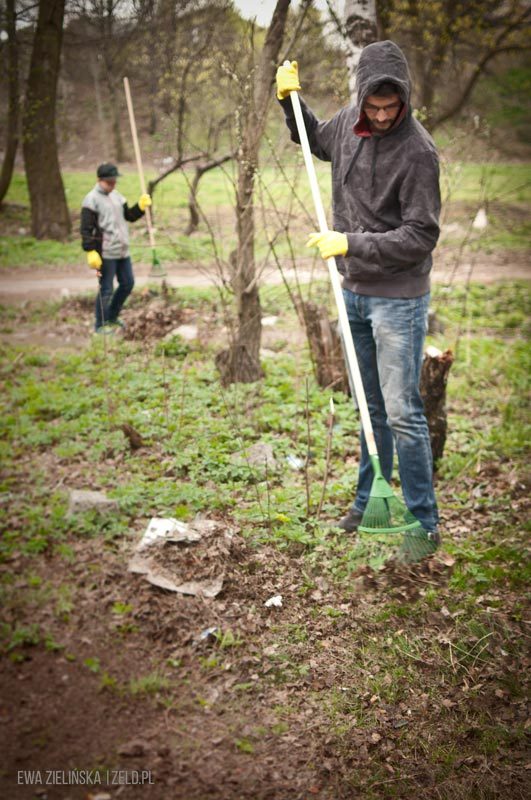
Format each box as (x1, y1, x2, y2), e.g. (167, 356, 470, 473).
(355, 40, 411, 111)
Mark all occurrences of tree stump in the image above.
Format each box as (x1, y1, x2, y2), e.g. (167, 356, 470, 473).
(215, 345, 264, 387)
(420, 346, 454, 467)
(298, 302, 453, 467)
(300, 300, 349, 393)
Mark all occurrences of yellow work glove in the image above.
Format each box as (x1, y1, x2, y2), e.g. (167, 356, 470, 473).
(306, 231, 348, 260)
(138, 193, 152, 212)
(87, 250, 102, 270)
(276, 60, 301, 100)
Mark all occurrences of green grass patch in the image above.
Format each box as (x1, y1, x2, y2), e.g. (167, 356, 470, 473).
(2, 159, 530, 268)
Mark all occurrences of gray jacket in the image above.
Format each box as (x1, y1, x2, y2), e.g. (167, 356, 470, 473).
(281, 40, 441, 298)
(80, 184, 144, 260)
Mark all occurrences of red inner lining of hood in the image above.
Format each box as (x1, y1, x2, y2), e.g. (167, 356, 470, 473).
(353, 103, 407, 138)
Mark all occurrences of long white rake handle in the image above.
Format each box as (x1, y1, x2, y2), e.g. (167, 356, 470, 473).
(123, 76, 156, 250)
(286, 67, 377, 456)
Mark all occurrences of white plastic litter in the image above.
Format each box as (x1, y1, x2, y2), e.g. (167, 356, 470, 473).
(286, 454, 304, 470)
(264, 595, 283, 608)
(472, 208, 488, 230)
(137, 517, 202, 550)
(128, 517, 229, 597)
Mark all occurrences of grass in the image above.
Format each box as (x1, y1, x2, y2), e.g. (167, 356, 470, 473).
(1, 158, 530, 268)
(0, 281, 527, 565)
(127, 672, 171, 695)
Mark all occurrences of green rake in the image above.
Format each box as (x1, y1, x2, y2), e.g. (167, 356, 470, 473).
(124, 77, 166, 278)
(285, 64, 436, 564)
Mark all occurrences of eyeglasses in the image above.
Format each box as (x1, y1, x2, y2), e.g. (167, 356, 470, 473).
(364, 101, 401, 117)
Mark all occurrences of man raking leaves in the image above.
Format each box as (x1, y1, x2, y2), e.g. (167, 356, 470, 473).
(80, 162, 151, 334)
(276, 41, 441, 555)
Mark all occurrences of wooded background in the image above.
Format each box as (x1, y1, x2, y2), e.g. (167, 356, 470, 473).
(1, 0, 529, 222)
(0, 0, 529, 383)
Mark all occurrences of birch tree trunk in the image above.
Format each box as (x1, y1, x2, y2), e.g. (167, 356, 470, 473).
(344, 0, 378, 100)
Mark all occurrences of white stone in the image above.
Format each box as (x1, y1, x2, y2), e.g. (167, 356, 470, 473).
(165, 324, 198, 341)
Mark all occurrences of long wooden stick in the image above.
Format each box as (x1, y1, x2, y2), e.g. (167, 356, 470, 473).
(123, 76, 155, 249)
(285, 65, 376, 457)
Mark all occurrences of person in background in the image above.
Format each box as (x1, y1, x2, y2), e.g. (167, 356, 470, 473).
(276, 41, 441, 545)
(80, 162, 151, 333)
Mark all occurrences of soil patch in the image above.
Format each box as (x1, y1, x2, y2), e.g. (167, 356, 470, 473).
(1, 486, 529, 800)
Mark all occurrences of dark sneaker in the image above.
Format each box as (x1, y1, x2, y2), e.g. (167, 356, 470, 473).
(337, 507, 363, 533)
(426, 530, 441, 548)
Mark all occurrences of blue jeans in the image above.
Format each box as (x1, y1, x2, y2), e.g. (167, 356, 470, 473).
(343, 289, 438, 532)
(95, 256, 134, 330)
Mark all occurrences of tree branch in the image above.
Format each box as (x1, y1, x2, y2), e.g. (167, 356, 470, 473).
(432, 6, 531, 128)
(147, 154, 205, 194)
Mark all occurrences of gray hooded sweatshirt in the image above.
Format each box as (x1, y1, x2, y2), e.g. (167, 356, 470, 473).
(281, 40, 440, 298)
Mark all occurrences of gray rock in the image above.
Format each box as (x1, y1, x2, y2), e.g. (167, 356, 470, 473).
(231, 442, 277, 471)
(67, 489, 119, 516)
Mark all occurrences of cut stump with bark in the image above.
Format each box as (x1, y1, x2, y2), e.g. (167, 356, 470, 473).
(215, 345, 264, 387)
(300, 301, 349, 393)
(420, 346, 454, 467)
(299, 302, 453, 466)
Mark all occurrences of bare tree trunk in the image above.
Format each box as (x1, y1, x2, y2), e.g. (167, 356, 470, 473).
(22, 0, 71, 239)
(0, 0, 19, 206)
(184, 154, 233, 236)
(90, 58, 107, 153)
(106, 74, 126, 162)
(216, 0, 291, 386)
(149, 70, 158, 136)
(344, 0, 378, 100)
(186, 168, 202, 236)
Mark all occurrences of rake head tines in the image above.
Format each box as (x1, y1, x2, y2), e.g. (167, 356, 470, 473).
(150, 250, 166, 277)
(354, 463, 438, 564)
(358, 493, 421, 535)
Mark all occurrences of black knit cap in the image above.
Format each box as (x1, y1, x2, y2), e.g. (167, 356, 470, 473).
(97, 163, 121, 178)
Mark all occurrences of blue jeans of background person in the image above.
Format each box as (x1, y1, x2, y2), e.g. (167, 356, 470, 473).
(343, 289, 438, 532)
(95, 256, 135, 330)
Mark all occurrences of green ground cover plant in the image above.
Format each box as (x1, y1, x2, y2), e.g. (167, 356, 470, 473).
(0, 281, 527, 555)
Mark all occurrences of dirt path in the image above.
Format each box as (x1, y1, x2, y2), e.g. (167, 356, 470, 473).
(0, 249, 529, 304)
